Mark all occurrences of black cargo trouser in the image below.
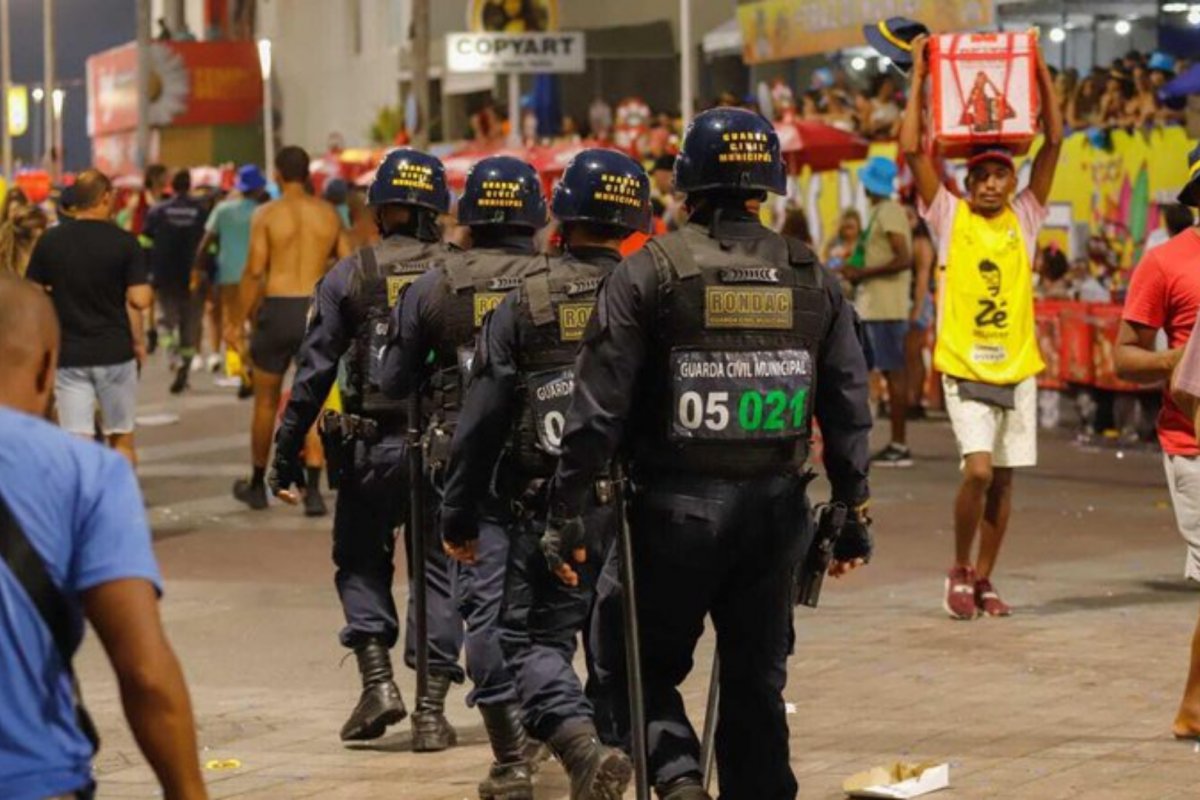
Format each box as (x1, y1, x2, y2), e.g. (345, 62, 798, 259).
(590, 470, 812, 800)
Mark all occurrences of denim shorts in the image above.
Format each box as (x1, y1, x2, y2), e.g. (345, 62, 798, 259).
(55, 360, 138, 436)
(862, 320, 909, 372)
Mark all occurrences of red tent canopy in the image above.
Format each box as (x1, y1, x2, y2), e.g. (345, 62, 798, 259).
(773, 120, 869, 173)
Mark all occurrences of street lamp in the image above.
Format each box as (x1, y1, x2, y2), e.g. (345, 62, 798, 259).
(51, 87, 63, 175)
(257, 38, 274, 174)
(1114, 19, 1132, 36)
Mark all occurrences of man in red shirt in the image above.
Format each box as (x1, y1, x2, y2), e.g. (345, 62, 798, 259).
(1116, 143, 1200, 739)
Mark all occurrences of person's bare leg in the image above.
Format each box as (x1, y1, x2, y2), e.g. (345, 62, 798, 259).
(886, 369, 908, 446)
(905, 328, 927, 409)
(303, 425, 324, 469)
(108, 432, 137, 467)
(954, 453, 993, 566)
(251, 370, 284, 469)
(207, 288, 222, 358)
(975, 467, 1014, 579)
(1173, 610, 1200, 737)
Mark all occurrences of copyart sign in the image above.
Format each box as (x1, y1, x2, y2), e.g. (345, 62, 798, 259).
(446, 32, 585, 74)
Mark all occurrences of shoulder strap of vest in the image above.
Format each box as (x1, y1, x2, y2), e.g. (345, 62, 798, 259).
(444, 250, 474, 292)
(782, 234, 820, 288)
(525, 271, 555, 327)
(646, 231, 700, 281)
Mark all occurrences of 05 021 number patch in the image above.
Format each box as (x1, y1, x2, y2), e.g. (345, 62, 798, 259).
(670, 349, 812, 441)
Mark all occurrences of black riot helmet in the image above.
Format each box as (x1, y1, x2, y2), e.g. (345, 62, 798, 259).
(673, 107, 786, 196)
(457, 155, 547, 229)
(368, 148, 451, 214)
(551, 148, 652, 234)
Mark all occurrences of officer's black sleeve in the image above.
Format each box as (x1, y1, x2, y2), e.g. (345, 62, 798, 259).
(440, 296, 522, 545)
(380, 268, 442, 399)
(549, 253, 659, 517)
(814, 267, 872, 507)
(277, 259, 354, 454)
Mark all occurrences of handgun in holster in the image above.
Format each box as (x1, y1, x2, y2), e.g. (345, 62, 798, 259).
(795, 501, 848, 609)
(422, 415, 454, 486)
(318, 410, 379, 490)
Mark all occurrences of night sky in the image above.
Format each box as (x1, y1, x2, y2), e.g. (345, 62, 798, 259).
(8, 0, 136, 172)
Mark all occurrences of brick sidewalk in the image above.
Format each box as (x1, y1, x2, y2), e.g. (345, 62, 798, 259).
(73, 371, 1200, 798)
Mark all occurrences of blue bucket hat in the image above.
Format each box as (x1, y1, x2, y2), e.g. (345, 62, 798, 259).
(1148, 52, 1176, 76)
(858, 156, 898, 198)
(862, 17, 930, 75)
(236, 164, 267, 193)
(1180, 144, 1200, 209)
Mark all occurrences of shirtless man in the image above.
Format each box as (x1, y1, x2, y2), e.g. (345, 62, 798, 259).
(231, 145, 349, 515)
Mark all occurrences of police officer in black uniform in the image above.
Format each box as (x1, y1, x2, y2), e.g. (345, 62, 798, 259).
(268, 148, 464, 751)
(440, 149, 651, 800)
(380, 155, 549, 800)
(542, 108, 875, 800)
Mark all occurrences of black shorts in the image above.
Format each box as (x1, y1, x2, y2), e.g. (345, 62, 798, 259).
(250, 297, 310, 375)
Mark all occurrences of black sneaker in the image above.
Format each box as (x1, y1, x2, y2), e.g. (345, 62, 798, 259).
(232, 478, 268, 510)
(169, 363, 190, 395)
(871, 443, 914, 468)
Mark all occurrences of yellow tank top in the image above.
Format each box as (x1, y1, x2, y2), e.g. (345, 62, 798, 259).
(934, 200, 1044, 384)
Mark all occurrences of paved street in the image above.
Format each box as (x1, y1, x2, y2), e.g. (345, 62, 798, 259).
(77, 361, 1200, 799)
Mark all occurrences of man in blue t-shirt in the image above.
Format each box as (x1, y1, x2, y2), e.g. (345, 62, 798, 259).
(0, 275, 207, 800)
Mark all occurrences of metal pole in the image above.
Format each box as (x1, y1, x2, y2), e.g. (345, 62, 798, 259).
(42, 0, 54, 175)
(407, 392, 430, 706)
(1, 0, 12, 181)
(700, 654, 719, 790)
(411, 0, 430, 148)
(679, 0, 693, 127)
(258, 39, 274, 172)
(136, 0, 151, 170)
(52, 88, 63, 174)
(31, 91, 41, 167)
(614, 461, 650, 800)
(507, 72, 521, 147)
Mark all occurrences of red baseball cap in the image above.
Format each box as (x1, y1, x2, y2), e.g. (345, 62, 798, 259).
(966, 146, 1015, 173)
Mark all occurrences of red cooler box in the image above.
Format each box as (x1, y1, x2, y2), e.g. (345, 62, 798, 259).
(1035, 300, 1066, 390)
(928, 32, 1040, 159)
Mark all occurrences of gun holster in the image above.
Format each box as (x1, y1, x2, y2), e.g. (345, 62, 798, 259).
(319, 410, 381, 490)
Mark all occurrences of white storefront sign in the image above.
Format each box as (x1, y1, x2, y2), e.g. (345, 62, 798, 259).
(446, 32, 586, 74)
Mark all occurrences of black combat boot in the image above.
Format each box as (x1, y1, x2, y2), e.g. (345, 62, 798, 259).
(548, 719, 633, 800)
(411, 673, 458, 752)
(339, 638, 407, 741)
(657, 776, 712, 800)
(476, 703, 533, 800)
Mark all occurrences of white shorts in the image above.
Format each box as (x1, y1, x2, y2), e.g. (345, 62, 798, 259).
(55, 361, 138, 436)
(1163, 454, 1200, 582)
(943, 375, 1038, 469)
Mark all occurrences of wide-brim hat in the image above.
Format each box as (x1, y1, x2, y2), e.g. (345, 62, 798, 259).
(858, 156, 898, 197)
(1180, 144, 1200, 208)
(862, 17, 930, 75)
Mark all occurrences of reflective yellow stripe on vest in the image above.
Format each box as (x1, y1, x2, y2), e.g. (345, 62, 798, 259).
(934, 200, 1045, 384)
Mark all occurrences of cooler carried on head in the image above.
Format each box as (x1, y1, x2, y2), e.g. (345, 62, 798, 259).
(928, 32, 1040, 159)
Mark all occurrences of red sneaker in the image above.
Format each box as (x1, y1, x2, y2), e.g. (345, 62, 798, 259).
(975, 577, 1012, 617)
(943, 565, 978, 620)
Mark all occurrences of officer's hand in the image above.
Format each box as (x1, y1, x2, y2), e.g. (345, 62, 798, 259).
(268, 444, 306, 504)
(444, 539, 479, 565)
(541, 514, 587, 587)
(829, 516, 873, 578)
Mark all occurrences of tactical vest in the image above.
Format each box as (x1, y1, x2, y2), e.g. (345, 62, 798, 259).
(637, 224, 828, 477)
(427, 248, 550, 420)
(342, 238, 446, 416)
(506, 255, 609, 479)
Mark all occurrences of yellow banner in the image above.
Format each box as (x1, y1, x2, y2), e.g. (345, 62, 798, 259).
(792, 126, 1197, 280)
(737, 0, 994, 64)
(6, 85, 28, 138)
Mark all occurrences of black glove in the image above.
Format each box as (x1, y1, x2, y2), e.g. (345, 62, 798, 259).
(833, 516, 873, 563)
(268, 434, 306, 497)
(540, 513, 587, 575)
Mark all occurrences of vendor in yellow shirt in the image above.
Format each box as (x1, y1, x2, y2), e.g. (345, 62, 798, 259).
(901, 32, 1063, 621)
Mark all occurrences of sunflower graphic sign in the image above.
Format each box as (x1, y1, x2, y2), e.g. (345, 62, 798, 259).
(469, 0, 558, 33)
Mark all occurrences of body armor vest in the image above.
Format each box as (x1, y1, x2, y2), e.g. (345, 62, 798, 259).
(636, 224, 828, 476)
(428, 248, 549, 420)
(507, 254, 610, 479)
(342, 237, 445, 416)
